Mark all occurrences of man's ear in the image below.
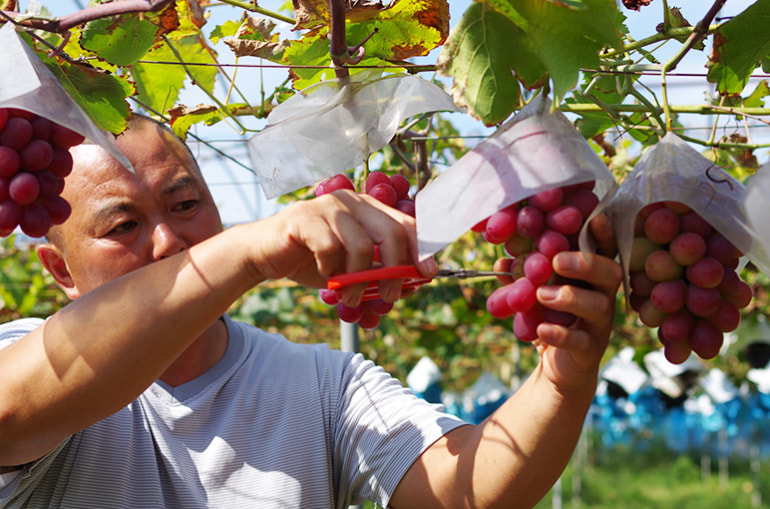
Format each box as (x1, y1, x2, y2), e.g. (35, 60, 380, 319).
(36, 244, 81, 300)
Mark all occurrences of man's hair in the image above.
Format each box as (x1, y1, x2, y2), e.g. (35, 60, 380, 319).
(45, 114, 202, 248)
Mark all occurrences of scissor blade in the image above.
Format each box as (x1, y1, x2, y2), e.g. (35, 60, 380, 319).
(435, 269, 512, 279)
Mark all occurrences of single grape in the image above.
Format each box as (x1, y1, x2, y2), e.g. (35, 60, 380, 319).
(707, 300, 740, 333)
(629, 237, 660, 272)
(41, 195, 71, 225)
(562, 189, 599, 219)
(49, 147, 74, 178)
(389, 174, 410, 200)
(19, 202, 51, 238)
(513, 306, 543, 342)
(650, 279, 687, 313)
(663, 336, 692, 365)
(516, 206, 545, 239)
(19, 139, 53, 172)
(31, 117, 53, 141)
(9, 172, 40, 205)
(357, 307, 381, 330)
(689, 320, 723, 359)
(0, 117, 33, 151)
(686, 285, 722, 317)
(660, 310, 694, 343)
(368, 183, 397, 207)
(0, 200, 21, 234)
(706, 234, 738, 265)
(394, 199, 415, 217)
(504, 234, 534, 257)
(337, 302, 365, 323)
(315, 173, 355, 196)
(630, 271, 655, 297)
(319, 289, 340, 305)
(685, 258, 724, 289)
(644, 207, 679, 244)
(644, 250, 683, 282)
(471, 218, 488, 233)
(679, 210, 712, 237)
(487, 285, 515, 319)
(365, 171, 391, 194)
(664, 201, 691, 214)
(669, 232, 706, 266)
(534, 230, 570, 260)
(35, 170, 59, 199)
(485, 206, 518, 244)
(634, 202, 665, 236)
(638, 299, 667, 327)
(0, 146, 20, 179)
(528, 187, 563, 212)
(546, 205, 582, 235)
(506, 277, 537, 313)
(540, 307, 576, 327)
(724, 280, 752, 308)
(51, 123, 85, 148)
(523, 252, 552, 286)
(367, 298, 394, 316)
(629, 292, 646, 312)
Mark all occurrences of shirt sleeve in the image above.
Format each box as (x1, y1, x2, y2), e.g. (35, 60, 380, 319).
(333, 353, 468, 508)
(0, 318, 45, 351)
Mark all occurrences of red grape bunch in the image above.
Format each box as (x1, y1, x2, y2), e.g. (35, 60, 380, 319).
(628, 201, 752, 363)
(473, 181, 601, 341)
(314, 171, 415, 330)
(0, 108, 83, 237)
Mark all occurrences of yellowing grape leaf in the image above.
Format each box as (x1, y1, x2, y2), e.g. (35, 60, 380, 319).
(345, 0, 449, 61)
(707, 0, 770, 96)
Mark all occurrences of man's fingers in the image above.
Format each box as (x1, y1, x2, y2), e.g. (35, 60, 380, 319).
(552, 251, 623, 296)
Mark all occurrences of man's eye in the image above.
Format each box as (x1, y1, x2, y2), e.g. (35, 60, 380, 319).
(108, 221, 137, 235)
(174, 200, 199, 213)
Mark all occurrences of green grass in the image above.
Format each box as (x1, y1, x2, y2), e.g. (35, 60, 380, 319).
(359, 440, 769, 508)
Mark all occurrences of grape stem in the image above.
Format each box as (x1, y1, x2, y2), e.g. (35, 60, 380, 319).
(1, 0, 175, 33)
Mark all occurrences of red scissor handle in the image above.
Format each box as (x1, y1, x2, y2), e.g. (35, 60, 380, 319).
(327, 265, 433, 301)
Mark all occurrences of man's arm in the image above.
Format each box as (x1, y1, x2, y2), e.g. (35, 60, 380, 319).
(0, 191, 435, 467)
(390, 217, 623, 509)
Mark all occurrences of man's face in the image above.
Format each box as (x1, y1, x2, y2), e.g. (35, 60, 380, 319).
(46, 125, 223, 299)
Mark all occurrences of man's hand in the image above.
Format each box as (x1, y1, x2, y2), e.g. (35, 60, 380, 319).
(244, 190, 436, 306)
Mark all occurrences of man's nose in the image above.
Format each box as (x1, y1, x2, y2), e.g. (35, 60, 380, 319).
(151, 222, 187, 260)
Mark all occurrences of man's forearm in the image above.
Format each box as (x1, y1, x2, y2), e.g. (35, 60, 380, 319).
(0, 224, 259, 465)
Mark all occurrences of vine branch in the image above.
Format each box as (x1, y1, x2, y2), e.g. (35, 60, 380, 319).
(1, 0, 174, 33)
(661, 0, 727, 132)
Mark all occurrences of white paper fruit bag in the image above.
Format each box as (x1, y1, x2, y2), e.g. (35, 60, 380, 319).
(415, 94, 617, 261)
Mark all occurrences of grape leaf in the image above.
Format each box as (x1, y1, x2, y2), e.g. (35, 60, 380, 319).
(345, 0, 450, 61)
(437, 2, 537, 125)
(707, 0, 770, 96)
(42, 58, 133, 134)
(209, 19, 243, 45)
(131, 34, 218, 116)
(80, 4, 180, 67)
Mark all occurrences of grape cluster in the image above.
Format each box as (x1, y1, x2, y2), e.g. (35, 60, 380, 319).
(474, 181, 600, 341)
(0, 108, 82, 237)
(628, 201, 752, 363)
(315, 171, 415, 330)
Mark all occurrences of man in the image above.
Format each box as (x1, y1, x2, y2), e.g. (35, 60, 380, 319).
(0, 115, 623, 508)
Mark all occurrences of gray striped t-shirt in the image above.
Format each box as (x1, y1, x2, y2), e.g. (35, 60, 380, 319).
(0, 315, 466, 508)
